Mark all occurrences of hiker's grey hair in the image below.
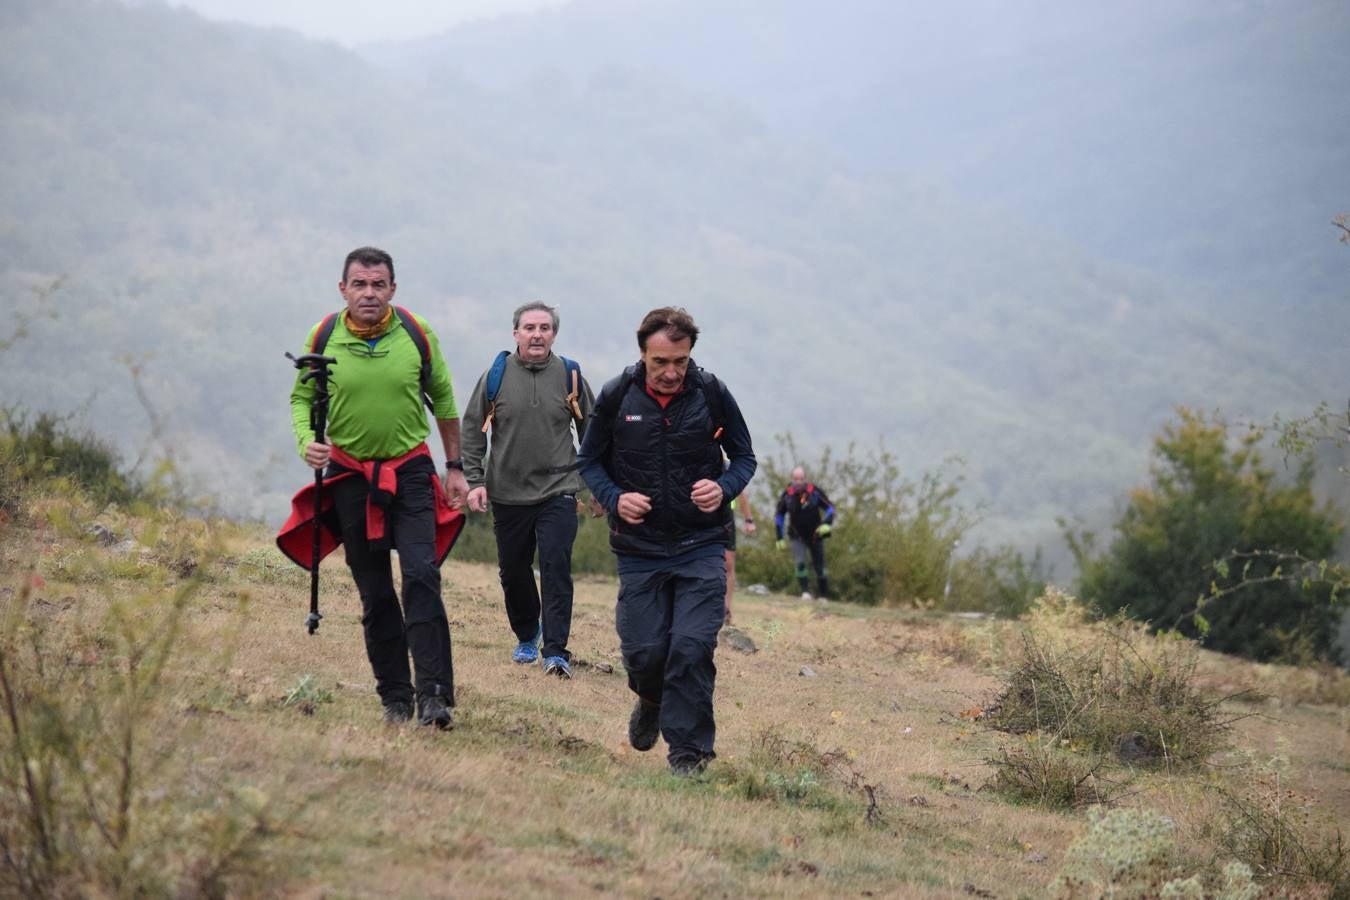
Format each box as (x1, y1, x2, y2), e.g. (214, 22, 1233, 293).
(512, 301, 559, 333)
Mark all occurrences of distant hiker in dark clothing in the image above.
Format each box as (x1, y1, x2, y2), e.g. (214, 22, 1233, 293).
(288, 246, 467, 729)
(578, 307, 756, 777)
(774, 466, 835, 600)
(461, 301, 596, 679)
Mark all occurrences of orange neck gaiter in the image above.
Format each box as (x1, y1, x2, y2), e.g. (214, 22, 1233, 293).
(343, 306, 394, 341)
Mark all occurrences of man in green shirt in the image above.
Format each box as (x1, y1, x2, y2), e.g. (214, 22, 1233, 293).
(462, 302, 595, 678)
(290, 246, 468, 729)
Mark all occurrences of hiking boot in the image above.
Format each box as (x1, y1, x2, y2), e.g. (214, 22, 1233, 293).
(628, 698, 661, 751)
(382, 700, 413, 724)
(417, 694, 453, 730)
(541, 656, 573, 679)
(669, 754, 710, 778)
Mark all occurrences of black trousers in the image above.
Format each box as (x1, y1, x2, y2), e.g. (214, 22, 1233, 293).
(329, 455, 454, 707)
(790, 536, 829, 597)
(492, 494, 578, 660)
(616, 554, 725, 765)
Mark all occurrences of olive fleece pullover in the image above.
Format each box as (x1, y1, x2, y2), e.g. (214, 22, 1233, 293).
(460, 351, 594, 505)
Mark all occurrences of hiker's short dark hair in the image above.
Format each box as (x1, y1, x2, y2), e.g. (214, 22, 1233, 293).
(513, 301, 559, 333)
(637, 307, 699, 351)
(342, 246, 395, 284)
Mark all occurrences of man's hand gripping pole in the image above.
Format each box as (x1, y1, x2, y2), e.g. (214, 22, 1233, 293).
(287, 351, 337, 635)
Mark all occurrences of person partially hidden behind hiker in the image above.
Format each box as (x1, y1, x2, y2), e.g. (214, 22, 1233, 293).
(578, 307, 756, 777)
(461, 301, 596, 679)
(723, 486, 756, 626)
(774, 466, 835, 601)
(287, 246, 468, 729)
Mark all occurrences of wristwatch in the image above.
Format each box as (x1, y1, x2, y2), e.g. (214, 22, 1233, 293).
(445, 458, 464, 471)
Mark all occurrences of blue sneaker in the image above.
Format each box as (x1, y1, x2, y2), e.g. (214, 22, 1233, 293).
(511, 622, 542, 664)
(541, 656, 573, 679)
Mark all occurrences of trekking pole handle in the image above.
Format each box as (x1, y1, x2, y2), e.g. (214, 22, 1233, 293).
(287, 353, 338, 387)
(286, 351, 338, 372)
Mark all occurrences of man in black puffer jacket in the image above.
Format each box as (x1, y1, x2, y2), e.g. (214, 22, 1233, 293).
(578, 307, 756, 777)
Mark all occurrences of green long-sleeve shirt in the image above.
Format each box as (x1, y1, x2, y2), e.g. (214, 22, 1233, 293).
(460, 351, 594, 504)
(290, 310, 458, 461)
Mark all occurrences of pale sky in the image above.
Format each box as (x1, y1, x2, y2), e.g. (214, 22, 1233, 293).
(163, 0, 571, 45)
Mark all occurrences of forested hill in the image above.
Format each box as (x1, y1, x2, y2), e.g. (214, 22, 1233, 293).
(369, 0, 1350, 308)
(1, 0, 1343, 560)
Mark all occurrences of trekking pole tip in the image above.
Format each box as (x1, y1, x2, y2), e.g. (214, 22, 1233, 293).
(305, 611, 323, 635)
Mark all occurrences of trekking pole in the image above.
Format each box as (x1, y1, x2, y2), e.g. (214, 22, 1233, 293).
(943, 538, 959, 605)
(286, 351, 338, 635)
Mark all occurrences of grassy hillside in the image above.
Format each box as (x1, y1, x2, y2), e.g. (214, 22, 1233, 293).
(3, 477, 1347, 897)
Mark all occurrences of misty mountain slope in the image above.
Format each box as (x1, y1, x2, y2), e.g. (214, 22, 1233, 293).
(0, 0, 1339, 560)
(369, 0, 1350, 318)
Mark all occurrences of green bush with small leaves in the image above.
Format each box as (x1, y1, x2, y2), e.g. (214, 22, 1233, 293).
(1068, 408, 1344, 663)
(735, 434, 1045, 611)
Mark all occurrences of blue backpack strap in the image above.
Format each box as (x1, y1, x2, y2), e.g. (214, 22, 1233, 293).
(485, 350, 511, 402)
(393, 306, 434, 412)
(560, 355, 584, 421)
(481, 350, 511, 432)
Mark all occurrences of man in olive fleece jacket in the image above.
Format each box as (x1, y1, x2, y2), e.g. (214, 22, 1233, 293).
(289, 246, 467, 730)
(462, 302, 595, 677)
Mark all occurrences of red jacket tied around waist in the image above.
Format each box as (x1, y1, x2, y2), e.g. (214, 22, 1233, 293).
(276, 443, 464, 570)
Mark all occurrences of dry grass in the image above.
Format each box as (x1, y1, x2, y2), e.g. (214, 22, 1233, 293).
(2, 494, 1348, 898)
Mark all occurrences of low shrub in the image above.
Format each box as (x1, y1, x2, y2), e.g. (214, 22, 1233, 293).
(711, 729, 885, 826)
(0, 409, 144, 512)
(1053, 807, 1263, 899)
(1054, 807, 1184, 896)
(983, 589, 1238, 767)
(281, 673, 335, 712)
(985, 740, 1125, 810)
(1205, 769, 1349, 898)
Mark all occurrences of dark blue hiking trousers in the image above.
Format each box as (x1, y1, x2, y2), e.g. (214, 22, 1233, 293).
(615, 553, 726, 766)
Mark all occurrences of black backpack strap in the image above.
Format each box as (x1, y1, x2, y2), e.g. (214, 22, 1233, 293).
(594, 365, 637, 427)
(393, 306, 434, 412)
(698, 367, 728, 442)
(310, 312, 339, 355)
